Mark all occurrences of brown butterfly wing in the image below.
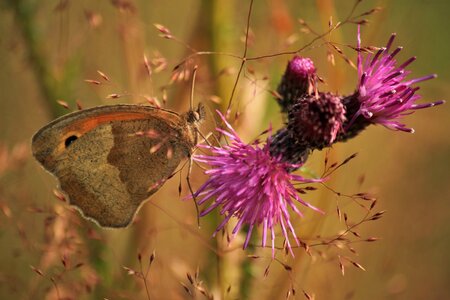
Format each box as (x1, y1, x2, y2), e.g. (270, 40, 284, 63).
(32, 105, 193, 227)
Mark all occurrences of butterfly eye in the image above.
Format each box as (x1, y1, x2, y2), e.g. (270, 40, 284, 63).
(64, 135, 79, 148)
(193, 111, 200, 121)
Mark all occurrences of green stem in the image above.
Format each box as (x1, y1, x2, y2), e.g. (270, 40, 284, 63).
(239, 226, 257, 299)
(5, 0, 67, 118)
(201, 0, 241, 298)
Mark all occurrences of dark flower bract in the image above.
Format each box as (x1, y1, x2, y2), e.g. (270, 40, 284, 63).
(288, 92, 346, 147)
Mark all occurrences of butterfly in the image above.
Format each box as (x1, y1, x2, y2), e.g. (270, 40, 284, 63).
(32, 103, 204, 227)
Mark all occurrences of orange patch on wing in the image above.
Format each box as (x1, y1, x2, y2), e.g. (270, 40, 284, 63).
(66, 112, 151, 135)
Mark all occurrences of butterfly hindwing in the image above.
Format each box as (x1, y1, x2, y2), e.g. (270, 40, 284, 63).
(32, 105, 196, 227)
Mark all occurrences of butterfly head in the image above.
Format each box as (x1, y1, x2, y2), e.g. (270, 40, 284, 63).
(186, 103, 205, 126)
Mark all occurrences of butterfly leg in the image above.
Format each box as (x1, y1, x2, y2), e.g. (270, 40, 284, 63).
(186, 154, 201, 227)
(196, 130, 214, 147)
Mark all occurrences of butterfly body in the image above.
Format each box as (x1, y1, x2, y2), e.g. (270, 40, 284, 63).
(32, 104, 204, 227)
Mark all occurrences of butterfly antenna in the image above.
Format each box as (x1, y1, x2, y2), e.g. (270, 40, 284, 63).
(190, 65, 198, 111)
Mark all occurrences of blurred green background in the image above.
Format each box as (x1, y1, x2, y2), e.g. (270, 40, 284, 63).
(0, 0, 449, 299)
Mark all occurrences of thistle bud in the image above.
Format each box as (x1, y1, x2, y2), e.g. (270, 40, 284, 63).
(277, 56, 317, 112)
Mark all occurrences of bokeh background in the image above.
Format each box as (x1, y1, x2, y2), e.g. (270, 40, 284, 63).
(1, 0, 449, 299)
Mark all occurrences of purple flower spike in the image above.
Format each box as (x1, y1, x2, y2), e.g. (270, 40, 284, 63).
(352, 26, 445, 132)
(194, 111, 324, 257)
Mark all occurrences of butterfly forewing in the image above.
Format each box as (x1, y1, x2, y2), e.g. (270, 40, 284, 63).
(32, 105, 198, 227)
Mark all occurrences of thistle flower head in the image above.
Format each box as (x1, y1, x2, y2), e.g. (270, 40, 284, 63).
(288, 92, 346, 147)
(353, 26, 445, 132)
(277, 56, 317, 112)
(194, 112, 323, 257)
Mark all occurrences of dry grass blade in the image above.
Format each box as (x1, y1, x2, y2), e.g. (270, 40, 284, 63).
(180, 282, 192, 296)
(143, 54, 152, 76)
(149, 251, 155, 265)
(97, 70, 110, 81)
(106, 93, 121, 99)
(370, 200, 377, 210)
(303, 290, 313, 300)
(369, 210, 386, 220)
(186, 272, 194, 285)
(350, 260, 366, 271)
(336, 204, 342, 221)
(30, 265, 44, 276)
(84, 79, 101, 85)
(338, 256, 345, 276)
(154, 23, 171, 35)
(56, 100, 69, 109)
(76, 100, 83, 110)
(366, 237, 380, 242)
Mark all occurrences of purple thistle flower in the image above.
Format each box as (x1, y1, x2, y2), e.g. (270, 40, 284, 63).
(277, 56, 317, 112)
(193, 112, 323, 257)
(348, 26, 445, 133)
